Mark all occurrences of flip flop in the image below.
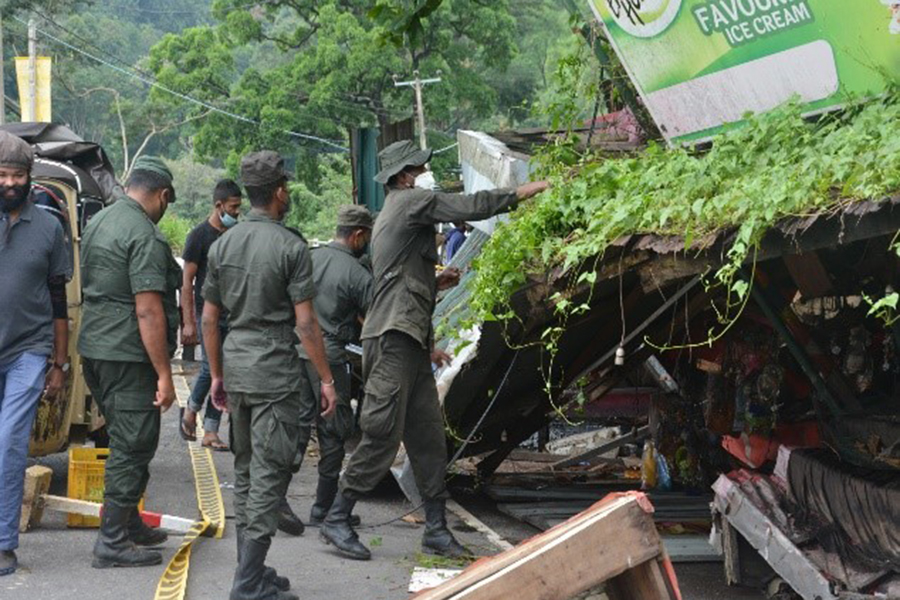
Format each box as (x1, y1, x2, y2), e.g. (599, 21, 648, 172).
(180, 407, 197, 442)
(202, 439, 229, 452)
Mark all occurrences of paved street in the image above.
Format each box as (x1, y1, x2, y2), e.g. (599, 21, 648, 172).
(7, 399, 765, 600)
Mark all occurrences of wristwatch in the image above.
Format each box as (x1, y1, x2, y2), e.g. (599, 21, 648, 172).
(52, 361, 71, 374)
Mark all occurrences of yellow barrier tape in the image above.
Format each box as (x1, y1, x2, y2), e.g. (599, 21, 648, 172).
(154, 374, 227, 600)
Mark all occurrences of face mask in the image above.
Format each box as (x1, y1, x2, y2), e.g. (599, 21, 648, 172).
(0, 181, 31, 213)
(220, 211, 238, 229)
(414, 171, 436, 190)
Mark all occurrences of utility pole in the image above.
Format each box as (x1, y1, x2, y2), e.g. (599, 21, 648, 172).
(27, 18, 36, 122)
(393, 70, 441, 150)
(0, 12, 5, 125)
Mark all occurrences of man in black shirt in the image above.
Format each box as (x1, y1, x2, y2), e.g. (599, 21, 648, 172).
(180, 179, 242, 449)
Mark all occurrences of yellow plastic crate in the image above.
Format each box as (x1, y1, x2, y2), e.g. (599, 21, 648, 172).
(67, 447, 143, 528)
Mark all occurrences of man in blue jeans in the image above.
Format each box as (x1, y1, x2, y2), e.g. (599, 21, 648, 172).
(180, 180, 242, 449)
(0, 131, 71, 576)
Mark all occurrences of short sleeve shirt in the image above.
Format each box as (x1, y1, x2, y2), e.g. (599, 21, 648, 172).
(78, 195, 182, 362)
(182, 220, 224, 317)
(202, 211, 315, 394)
(297, 242, 373, 363)
(0, 199, 72, 364)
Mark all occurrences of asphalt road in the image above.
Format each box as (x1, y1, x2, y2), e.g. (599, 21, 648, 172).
(6, 385, 766, 600)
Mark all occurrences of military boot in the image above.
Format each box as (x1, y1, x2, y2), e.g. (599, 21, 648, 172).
(422, 499, 470, 559)
(236, 526, 291, 592)
(230, 537, 298, 600)
(92, 503, 163, 568)
(319, 492, 371, 561)
(128, 507, 168, 547)
(0, 550, 17, 576)
(276, 497, 305, 536)
(309, 477, 360, 527)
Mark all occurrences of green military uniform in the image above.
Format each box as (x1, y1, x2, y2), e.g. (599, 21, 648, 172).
(79, 193, 181, 510)
(340, 156, 518, 502)
(294, 206, 373, 523)
(203, 185, 316, 547)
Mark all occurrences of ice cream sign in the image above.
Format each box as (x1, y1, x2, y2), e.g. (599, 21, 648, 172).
(588, 0, 900, 143)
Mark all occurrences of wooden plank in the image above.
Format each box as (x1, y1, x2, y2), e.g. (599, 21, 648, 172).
(412, 494, 663, 600)
(607, 558, 677, 600)
(783, 253, 833, 299)
(721, 518, 741, 586)
(19, 465, 52, 532)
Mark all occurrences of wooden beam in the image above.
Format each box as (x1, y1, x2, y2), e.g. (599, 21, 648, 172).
(783, 252, 833, 298)
(552, 425, 651, 470)
(412, 494, 667, 600)
(19, 465, 52, 532)
(607, 558, 678, 600)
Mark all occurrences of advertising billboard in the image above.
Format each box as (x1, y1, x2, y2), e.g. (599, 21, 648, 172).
(588, 0, 900, 143)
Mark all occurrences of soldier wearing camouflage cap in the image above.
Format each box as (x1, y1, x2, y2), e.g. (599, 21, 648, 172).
(277, 204, 374, 535)
(202, 150, 336, 600)
(320, 140, 550, 562)
(78, 155, 181, 569)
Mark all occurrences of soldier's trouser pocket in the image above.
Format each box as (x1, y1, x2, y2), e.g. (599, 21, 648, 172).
(262, 400, 301, 473)
(359, 376, 400, 440)
(107, 390, 160, 506)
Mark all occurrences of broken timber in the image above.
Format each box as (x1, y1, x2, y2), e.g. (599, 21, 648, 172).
(552, 425, 651, 470)
(412, 492, 681, 600)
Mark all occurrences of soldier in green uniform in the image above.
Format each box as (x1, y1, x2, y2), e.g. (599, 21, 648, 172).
(280, 205, 373, 533)
(320, 140, 549, 561)
(202, 151, 338, 600)
(78, 157, 181, 569)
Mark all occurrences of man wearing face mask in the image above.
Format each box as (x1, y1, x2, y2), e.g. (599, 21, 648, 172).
(180, 179, 243, 451)
(0, 131, 71, 577)
(320, 140, 549, 561)
(278, 205, 374, 535)
(202, 150, 337, 600)
(78, 156, 182, 569)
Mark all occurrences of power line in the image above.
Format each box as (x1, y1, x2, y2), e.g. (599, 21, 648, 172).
(96, 0, 272, 16)
(16, 16, 349, 152)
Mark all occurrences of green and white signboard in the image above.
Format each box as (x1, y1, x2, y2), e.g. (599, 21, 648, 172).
(588, 0, 900, 142)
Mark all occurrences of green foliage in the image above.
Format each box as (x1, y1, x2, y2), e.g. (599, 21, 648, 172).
(158, 212, 192, 254)
(284, 157, 353, 242)
(166, 156, 229, 224)
(467, 95, 900, 335)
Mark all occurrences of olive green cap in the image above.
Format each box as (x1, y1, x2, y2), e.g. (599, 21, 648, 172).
(337, 204, 374, 229)
(241, 150, 292, 187)
(0, 131, 34, 172)
(131, 155, 175, 201)
(374, 140, 432, 184)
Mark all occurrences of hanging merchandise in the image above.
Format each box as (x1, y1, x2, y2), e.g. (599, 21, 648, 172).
(641, 439, 658, 490)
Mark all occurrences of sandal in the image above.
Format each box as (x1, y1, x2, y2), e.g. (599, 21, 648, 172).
(180, 407, 197, 442)
(202, 438, 229, 452)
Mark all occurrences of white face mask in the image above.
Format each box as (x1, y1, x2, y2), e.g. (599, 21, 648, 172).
(414, 171, 436, 190)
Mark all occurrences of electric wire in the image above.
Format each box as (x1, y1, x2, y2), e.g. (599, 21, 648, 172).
(15, 15, 350, 152)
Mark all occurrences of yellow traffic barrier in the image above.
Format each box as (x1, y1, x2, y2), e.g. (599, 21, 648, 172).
(154, 374, 227, 600)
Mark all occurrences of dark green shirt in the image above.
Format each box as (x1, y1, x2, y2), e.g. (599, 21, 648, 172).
(202, 211, 316, 394)
(297, 241, 373, 363)
(361, 187, 518, 348)
(78, 195, 181, 362)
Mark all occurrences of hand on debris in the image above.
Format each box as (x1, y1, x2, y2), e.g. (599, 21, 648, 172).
(154, 375, 177, 413)
(210, 378, 229, 412)
(320, 381, 338, 418)
(436, 267, 461, 291)
(182, 322, 198, 346)
(431, 349, 452, 369)
(516, 180, 550, 201)
(44, 366, 66, 401)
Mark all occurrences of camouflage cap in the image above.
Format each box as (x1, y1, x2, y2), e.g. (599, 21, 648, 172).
(241, 150, 292, 187)
(374, 140, 432, 184)
(0, 131, 34, 172)
(337, 204, 374, 229)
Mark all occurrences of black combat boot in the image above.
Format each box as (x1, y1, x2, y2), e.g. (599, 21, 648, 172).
(319, 492, 371, 561)
(230, 537, 298, 600)
(309, 477, 360, 527)
(127, 507, 168, 547)
(235, 526, 291, 592)
(0, 550, 17, 576)
(92, 503, 163, 568)
(276, 497, 305, 536)
(422, 499, 470, 559)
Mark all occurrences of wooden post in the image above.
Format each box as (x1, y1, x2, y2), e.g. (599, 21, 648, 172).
(19, 465, 53, 532)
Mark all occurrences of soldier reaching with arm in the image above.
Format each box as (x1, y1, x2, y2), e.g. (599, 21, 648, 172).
(319, 140, 549, 561)
(202, 151, 337, 600)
